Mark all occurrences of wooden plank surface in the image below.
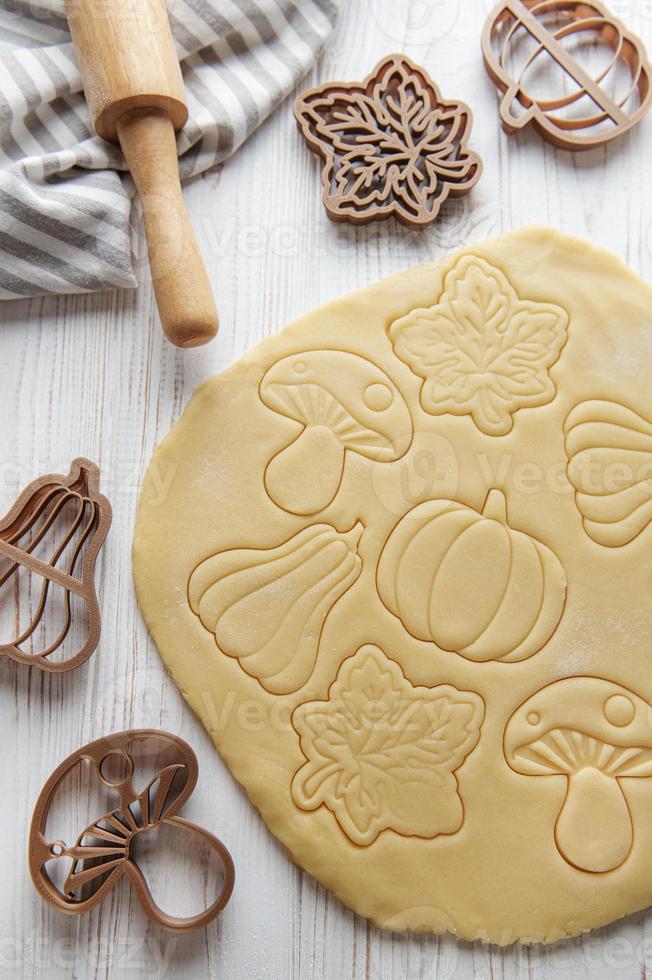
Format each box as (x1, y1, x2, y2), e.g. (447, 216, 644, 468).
(2, 0, 652, 976)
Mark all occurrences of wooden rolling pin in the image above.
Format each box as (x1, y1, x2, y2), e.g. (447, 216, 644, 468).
(65, 0, 218, 348)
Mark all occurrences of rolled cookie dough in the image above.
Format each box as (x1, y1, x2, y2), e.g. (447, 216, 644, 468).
(134, 228, 652, 944)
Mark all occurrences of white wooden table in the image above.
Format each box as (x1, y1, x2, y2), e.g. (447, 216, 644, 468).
(2, 0, 652, 976)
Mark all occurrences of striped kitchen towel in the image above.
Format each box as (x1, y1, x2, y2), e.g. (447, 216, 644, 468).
(0, 0, 339, 299)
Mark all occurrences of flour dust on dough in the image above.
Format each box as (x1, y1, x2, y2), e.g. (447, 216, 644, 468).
(133, 228, 652, 944)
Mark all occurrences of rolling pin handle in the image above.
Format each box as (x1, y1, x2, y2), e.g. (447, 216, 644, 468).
(116, 109, 218, 349)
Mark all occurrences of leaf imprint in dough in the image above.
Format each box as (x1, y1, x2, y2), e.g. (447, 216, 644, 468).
(388, 254, 569, 435)
(291, 644, 484, 846)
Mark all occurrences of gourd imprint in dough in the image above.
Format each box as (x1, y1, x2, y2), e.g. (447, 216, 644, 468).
(388, 254, 570, 436)
(377, 488, 567, 663)
(564, 399, 652, 547)
(188, 522, 364, 695)
(505, 677, 652, 874)
(291, 644, 484, 845)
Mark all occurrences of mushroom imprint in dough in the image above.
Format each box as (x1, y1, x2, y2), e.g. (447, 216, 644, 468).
(259, 351, 413, 515)
(504, 677, 652, 873)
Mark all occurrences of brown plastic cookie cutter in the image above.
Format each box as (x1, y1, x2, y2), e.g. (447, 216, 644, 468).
(482, 0, 652, 150)
(29, 729, 235, 933)
(0, 459, 111, 672)
(294, 54, 482, 228)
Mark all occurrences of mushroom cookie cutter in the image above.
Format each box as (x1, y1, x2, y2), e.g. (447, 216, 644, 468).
(294, 54, 482, 228)
(0, 458, 112, 672)
(504, 678, 652, 874)
(482, 0, 652, 151)
(29, 730, 235, 933)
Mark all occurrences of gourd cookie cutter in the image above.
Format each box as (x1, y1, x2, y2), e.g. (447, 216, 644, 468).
(294, 54, 482, 228)
(0, 458, 112, 672)
(482, 0, 652, 150)
(29, 730, 235, 933)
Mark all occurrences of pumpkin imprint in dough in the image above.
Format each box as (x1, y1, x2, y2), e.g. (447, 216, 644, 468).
(291, 644, 484, 845)
(377, 488, 567, 663)
(564, 400, 652, 547)
(388, 254, 569, 436)
(504, 678, 652, 874)
(259, 350, 413, 516)
(188, 522, 364, 695)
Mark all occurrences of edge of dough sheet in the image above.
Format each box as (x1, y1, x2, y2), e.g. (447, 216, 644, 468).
(133, 226, 652, 946)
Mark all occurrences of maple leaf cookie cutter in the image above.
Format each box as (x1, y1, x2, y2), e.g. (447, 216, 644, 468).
(294, 54, 482, 229)
(29, 730, 235, 933)
(482, 0, 652, 151)
(0, 458, 112, 672)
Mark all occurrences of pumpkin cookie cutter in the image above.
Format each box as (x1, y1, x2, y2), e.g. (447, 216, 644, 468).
(482, 0, 652, 150)
(0, 458, 112, 672)
(294, 54, 482, 228)
(29, 730, 235, 933)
